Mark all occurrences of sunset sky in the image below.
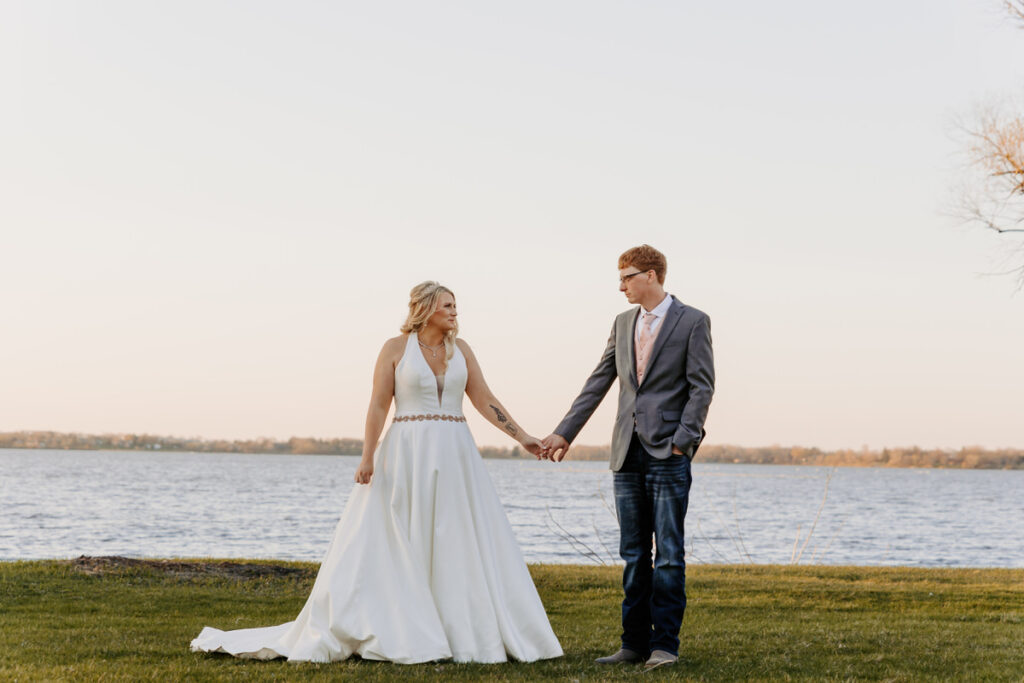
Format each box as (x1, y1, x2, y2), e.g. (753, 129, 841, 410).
(3, 1, 1023, 450)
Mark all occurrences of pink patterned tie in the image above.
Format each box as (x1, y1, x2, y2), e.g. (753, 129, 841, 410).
(636, 312, 657, 383)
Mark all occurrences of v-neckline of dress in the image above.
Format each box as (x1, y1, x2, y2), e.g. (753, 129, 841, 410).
(413, 332, 447, 409)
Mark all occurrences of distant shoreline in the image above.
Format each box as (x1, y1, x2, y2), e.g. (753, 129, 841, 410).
(0, 445, 528, 460)
(2, 431, 1022, 469)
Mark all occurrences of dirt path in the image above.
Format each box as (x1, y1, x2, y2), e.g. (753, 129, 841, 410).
(63, 555, 316, 579)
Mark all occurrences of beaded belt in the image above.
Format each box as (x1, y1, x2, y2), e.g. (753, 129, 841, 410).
(393, 414, 466, 423)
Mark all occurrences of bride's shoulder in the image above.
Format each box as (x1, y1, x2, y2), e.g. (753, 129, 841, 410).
(455, 338, 479, 366)
(379, 334, 408, 359)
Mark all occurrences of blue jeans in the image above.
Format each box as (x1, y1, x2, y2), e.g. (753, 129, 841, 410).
(613, 432, 692, 657)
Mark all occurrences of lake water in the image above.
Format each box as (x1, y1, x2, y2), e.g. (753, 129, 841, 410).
(1, 449, 1021, 567)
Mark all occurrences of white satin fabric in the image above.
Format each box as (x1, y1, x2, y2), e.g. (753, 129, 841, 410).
(190, 333, 563, 664)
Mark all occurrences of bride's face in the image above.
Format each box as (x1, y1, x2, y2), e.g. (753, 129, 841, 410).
(427, 292, 457, 332)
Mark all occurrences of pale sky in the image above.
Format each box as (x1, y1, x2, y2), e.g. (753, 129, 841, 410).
(2, 1, 1023, 450)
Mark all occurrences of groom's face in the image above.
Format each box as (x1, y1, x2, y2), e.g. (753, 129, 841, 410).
(619, 266, 652, 304)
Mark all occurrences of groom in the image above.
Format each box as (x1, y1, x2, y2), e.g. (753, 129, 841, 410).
(542, 244, 714, 670)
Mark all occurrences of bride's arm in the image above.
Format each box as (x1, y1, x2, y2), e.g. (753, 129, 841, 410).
(355, 338, 401, 484)
(459, 339, 544, 458)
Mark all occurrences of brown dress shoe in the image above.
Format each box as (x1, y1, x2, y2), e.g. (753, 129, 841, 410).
(595, 648, 645, 664)
(644, 649, 678, 669)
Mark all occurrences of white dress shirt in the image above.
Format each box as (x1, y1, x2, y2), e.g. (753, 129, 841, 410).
(634, 293, 672, 344)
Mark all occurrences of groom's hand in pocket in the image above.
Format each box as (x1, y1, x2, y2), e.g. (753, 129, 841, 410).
(541, 433, 570, 462)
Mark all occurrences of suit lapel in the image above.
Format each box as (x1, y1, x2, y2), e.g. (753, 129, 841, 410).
(643, 297, 684, 379)
(626, 307, 640, 388)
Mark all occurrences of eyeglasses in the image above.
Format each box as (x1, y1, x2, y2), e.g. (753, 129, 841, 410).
(619, 270, 649, 285)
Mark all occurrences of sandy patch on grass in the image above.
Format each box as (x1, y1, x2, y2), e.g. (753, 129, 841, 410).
(63, 555, 316, 580)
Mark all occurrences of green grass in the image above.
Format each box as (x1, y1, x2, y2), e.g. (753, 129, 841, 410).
(1, 559, 1022, 681)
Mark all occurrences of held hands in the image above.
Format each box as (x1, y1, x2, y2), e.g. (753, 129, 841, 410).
(519, 435, 546, 459)
(540, 433, 570, 461)
(354, 458, 374, 485)
(518, 433, 569, 461)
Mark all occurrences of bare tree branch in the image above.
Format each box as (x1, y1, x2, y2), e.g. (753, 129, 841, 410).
(955, 99, 1024, 287)
(1006, 0, 1024, 26)
(951, 3, 1024, 288)
(793, 468, 834, 564)
(544, 504, 607, 565)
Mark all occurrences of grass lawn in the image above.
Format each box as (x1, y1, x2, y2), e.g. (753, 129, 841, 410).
(1, 558, 1022, 681)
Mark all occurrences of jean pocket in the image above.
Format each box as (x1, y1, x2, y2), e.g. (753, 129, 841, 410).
(648, 454, 689, 477)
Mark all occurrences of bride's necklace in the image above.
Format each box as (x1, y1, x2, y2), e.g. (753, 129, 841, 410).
(418, 337, 445, 359)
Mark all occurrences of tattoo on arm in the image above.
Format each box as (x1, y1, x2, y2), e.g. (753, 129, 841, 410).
(490, 404, 517, 436)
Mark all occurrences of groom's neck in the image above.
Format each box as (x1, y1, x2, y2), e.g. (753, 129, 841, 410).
(638, 288, 668, 312)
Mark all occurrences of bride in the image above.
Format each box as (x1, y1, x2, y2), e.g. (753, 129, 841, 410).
(191, 281, 563, 664)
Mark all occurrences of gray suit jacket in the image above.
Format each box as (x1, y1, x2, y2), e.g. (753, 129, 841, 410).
(554, 295, 715, 471)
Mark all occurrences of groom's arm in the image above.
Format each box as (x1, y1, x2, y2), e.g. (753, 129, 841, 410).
(674, 314, 715, 458)
(553, 321, 619, 444)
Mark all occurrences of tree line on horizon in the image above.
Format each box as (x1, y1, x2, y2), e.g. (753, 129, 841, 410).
(561, 444, 1024, 469)
(0, 431, 526, 460)
(1, 431, 1022, 470)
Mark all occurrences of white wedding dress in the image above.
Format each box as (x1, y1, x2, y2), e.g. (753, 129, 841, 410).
(190, 333, 563, 664)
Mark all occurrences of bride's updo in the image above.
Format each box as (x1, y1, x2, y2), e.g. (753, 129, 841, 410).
(400, 281, 457, 362)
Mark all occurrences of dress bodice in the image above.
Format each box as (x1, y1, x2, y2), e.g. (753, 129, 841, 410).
(393, 333, 466, 416)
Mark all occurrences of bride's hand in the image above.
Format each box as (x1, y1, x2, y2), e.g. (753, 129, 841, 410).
(354, 459, 374, 485)
(520, 435, 546, 460)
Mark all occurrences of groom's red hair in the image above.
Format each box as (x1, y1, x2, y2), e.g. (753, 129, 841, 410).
(618, 244, 667, 284)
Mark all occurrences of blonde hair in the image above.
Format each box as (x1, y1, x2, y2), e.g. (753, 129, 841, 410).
(400, 281, 457, 363)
